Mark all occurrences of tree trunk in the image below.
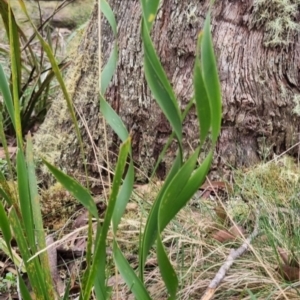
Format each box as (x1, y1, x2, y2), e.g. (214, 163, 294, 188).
(34, 0, 300, 185)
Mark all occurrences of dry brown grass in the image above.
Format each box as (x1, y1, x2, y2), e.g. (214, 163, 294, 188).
(103, 155, 300, 299)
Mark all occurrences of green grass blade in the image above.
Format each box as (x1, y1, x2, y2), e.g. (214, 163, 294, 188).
(0, 64, 15, 131)
(112, 160, 134, 232)
(82, 138, 131, 300)
(139, 152, 182, 280)
(8, 2, 22, 144)
(113, 241, 151, 299)
(62, 281, 71, 300)
(100, 94, 129, 142)
(18, 275, 33, 300)
(158, 148, 200, 230)
(101, 0, 118, 94)
(93, 225, 106, 299)
(85, 214, 94, 288)
(142, 21, 182, 146)
(42, 159, 98, 218)
(154, 153, 213, 298)
(160, 152, 212, 231)
(101, 43, 118, 94)
(151, 97, 194, 179)
(194, 47, 211, 144)
(139, 0, 160, 31)
(156, 237, 177, 299)
(0, 113, 15, 181)
(0, 184, 12, 206)
(26, 134, 56, 299)
(16, 149, 35, 248)
(201, 14, 222, 144)
(154, 149, 200, 298)
(26, 133, 45, 248)
(101, 0, 117, 36)
(22, 70, 56, 130)
(6, 1, 21, 93)
(9, 209, 44, 299)
(0, 201, 12, 255)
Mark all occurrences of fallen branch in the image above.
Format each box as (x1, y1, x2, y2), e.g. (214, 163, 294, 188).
(201, 214, 260, 300)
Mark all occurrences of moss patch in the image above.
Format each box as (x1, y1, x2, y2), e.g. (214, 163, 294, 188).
(249, 0, 300, 47)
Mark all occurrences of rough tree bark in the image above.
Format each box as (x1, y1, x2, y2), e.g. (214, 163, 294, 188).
(34, 0, 300, 185)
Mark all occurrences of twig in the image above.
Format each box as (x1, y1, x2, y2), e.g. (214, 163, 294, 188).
(200, 213, 260, 300)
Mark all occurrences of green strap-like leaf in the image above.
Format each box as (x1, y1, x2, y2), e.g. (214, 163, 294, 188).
(0, 202, 12, 256)
(26, 134, 56, 299)
(194, 47, 211, 144)
(160, 152, 213, 231)
(151, 97, 195, 179)
(43, 159, 98, 219)
(17, 149, 35, 248)
(142, 20, 183, 147)
(155, 148, 200, 298)
(0, 184, 12, 206)
(101, 0, 118, 94)
(140, 0, 160, 31)
(82, 138, 131, 300)
(18, 275, 33, 300)
(9, 208, 44, 299)
(0, 113, 15, 182)
(7, 2, 22, 143)
(0, 64, 15, 131)
(158, 148, 200, 230)
(112, 160, 134, 232)
(100, 94, 129, 142)
(113, 241, 151, 299)
(201, 14, 222, 144)
(139, 152, 182, 280)
(156, 237, 177, 299)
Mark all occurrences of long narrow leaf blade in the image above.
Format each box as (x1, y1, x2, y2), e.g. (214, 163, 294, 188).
(201, 14, 221, 144)
(157, 237, 177, 299)
(101, 0, 118, 94)
(155, 149, 200, 298)
(17, 149, 34, 247)
(158, 148, 200, 230)
(100, 95, 129, 142)
(0, 64, 15, 130)
(0, 201, 12, 251)
(142, 21, 182, 145)
(8, 3, 22, 142)
(194, 47, 211, 144)
(112, 160, 134, 231)
(161, 152, 213, 231)
(26, 134, 56, 299)
(139, 0, 160, 31)
(82, 138, 131, 300)
(139, 153, 182, 279)
(9, 209, 43, 299)
(18, 276, 33, 300)
(42, 159, 98, 218)
(113, 241, 151, 299)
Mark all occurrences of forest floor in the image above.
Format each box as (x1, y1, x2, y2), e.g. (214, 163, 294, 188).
(100, 154, 300, 299)
(2, 153, 300, 299)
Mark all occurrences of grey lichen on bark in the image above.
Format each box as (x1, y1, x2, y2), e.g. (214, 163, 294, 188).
(248, 0, 300, 47)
